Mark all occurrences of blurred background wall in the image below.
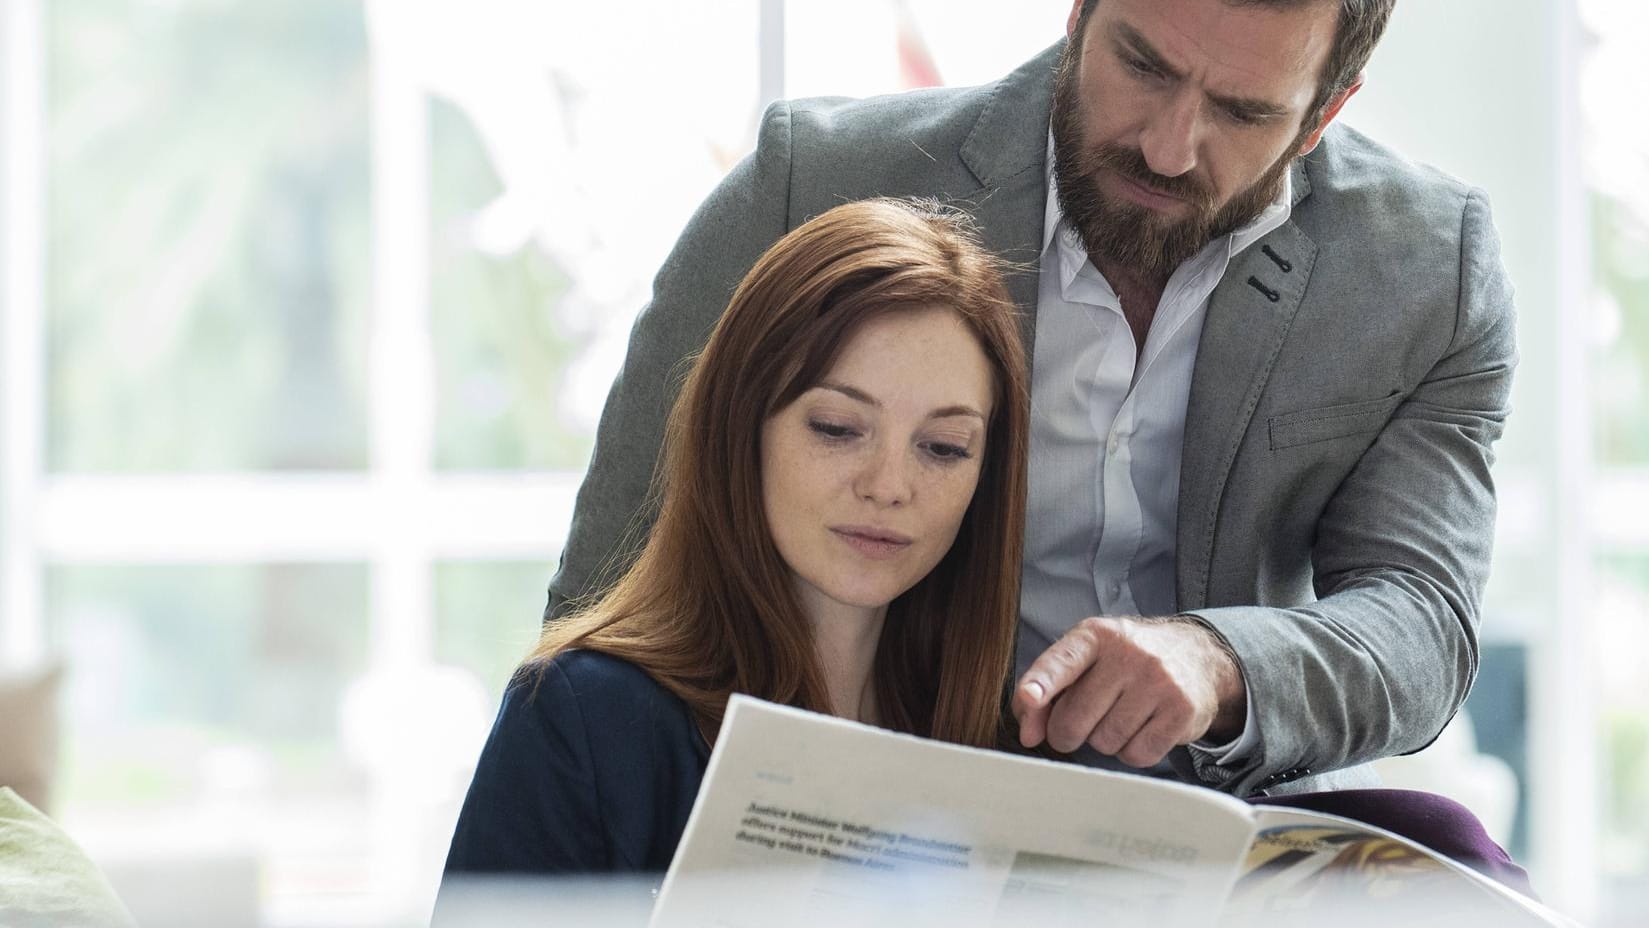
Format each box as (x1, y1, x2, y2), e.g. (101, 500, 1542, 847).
(0, 1, 1643, 926)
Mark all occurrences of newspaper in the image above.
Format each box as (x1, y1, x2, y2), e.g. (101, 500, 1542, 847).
(650, 695, 1572, 928)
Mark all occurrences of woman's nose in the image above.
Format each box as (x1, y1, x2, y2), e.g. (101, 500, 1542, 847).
(854, 444, 913, 507)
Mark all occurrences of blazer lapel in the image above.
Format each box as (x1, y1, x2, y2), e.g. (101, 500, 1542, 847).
(1176, 163, 1319, 610)
(959, 42, 1061, 359)
(970, 171, 1048, 355)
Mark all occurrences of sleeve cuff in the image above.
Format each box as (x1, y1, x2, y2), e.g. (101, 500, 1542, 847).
(1191, 687, 1260, 765)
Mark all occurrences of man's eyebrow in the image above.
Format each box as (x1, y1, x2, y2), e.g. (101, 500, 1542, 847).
(1112, 23, 1183, 81)
(816, 382, 985, 422)
(1208, 89, 1291, 120)
(1112, 22, 1292, 120)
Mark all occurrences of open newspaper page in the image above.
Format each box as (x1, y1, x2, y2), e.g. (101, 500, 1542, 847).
(650, 695, 1257, 928)
(1221, 807, 1575, 928)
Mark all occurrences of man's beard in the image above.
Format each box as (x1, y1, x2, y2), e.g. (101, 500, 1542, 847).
(1050, 40, 1302, 281)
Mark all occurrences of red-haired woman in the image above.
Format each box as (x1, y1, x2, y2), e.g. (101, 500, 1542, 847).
(441, 198, 1029, 876)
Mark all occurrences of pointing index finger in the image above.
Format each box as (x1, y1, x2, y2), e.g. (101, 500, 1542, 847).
(1013, 618, 1108, 745)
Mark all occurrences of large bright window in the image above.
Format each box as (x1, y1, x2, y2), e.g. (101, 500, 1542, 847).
(1581, 1, 1649, 921)
(4, 0, 759, 923)
(1, 2, 1643, 926)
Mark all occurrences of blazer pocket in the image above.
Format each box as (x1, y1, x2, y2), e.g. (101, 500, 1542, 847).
(1268, 391, 1404, 451)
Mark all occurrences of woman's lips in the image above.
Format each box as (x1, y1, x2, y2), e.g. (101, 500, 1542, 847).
(831, 527, 913, 559)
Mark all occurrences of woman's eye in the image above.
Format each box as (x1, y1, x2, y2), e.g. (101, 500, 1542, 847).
(924, 441, 973, 462)
(807, 420, 858, 440)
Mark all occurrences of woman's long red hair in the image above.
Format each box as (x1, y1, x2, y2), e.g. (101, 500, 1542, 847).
(525, 198, 1029, 750)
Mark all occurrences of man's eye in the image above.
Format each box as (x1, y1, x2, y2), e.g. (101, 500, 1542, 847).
(1125, 56, 1159, 78)
(807, 420, 858, 440)
(1222, 106, 1262, 126)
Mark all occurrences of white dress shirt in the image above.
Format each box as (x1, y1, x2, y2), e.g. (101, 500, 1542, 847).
(1020, 142, 1292, 764)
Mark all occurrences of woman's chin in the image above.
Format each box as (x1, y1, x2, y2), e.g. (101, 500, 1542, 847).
(815, 577, 919, 613)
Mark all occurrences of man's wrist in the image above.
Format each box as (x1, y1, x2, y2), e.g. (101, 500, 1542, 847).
(1171, 615, 1248, 742)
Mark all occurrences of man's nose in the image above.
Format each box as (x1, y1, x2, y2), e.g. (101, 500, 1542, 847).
(855, 444, 913, 507)
(1138, 89, 1202, 179)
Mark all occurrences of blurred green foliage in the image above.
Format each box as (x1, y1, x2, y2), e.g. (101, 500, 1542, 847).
(433, 560, 548, 704)
(428, 100, 593, 471)
(1604, 710, 1648, 863)
(47, 0, 373, 471)
(47, 0, 592, 473)
(45, 563, 370, 804)
(1596, 554, 1649, 885)
(1593, 191, 1649, 466)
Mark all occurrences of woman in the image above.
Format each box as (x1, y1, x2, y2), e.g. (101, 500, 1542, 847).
(441, 197, 1029, 876)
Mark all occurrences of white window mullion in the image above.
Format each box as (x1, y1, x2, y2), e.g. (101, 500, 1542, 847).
(759, 0, 786, 110)
(368, 10, 434, 672)
(1, 0, 45, 665)
(364, 9, 439, 922)
(33, 474, 575, 563)
(1536, 0, 1599, 916)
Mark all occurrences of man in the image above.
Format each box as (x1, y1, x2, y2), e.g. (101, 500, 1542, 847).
(545, 0, 1515, 799)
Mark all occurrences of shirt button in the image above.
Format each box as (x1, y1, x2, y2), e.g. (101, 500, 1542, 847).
(1105, 581, 1122, 600)
(1106, 432, 1121, 454)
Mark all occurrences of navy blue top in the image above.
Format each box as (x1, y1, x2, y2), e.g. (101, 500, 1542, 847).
(441, 650, 711, 875)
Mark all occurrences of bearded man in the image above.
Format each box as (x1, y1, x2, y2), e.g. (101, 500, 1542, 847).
(547, 0, 1515, 802)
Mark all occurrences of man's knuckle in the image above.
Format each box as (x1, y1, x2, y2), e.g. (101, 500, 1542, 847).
(1131, 733, 1172, 767)
(1089, 722, 1121, 755)
(1119, 743, 1155, 768)
(1076, 616, 1113, 643)
(1164, 690, 1193, 721)
(1045, 711, 1082, 752)
(1057, 639, 1091, 667)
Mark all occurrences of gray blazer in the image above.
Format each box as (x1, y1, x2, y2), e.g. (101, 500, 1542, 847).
(545, 44, 1517, 798)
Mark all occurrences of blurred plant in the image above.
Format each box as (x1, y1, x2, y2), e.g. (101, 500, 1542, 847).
(1602, 710, 1648, 872)
(48, 563, 369, 805)
(1591, 192, 1649, 466)
(432, 559, 545, 701)
(48, 0, 373, 471)
(428, 99, 590, 471)
(1582, 0, 1649, 467)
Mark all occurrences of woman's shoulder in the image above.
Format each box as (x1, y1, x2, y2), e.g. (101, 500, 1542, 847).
(520, 648, 667, 699)
(445, 650, 703, 878)
(507, 650, 696, 742)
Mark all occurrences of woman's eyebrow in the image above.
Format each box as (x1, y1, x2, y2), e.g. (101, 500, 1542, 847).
(817, 382, 984, 422)
(818, 381, 878, 406)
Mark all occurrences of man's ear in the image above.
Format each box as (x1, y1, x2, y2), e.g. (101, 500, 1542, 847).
(1067, 0, 1085, 39)
(1298, 74, 1365, 155)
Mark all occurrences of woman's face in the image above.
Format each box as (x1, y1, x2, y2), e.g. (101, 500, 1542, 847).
(761, 306, 996, 619)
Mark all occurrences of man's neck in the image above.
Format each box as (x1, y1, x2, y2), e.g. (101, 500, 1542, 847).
(1096, 256, 1169, 360)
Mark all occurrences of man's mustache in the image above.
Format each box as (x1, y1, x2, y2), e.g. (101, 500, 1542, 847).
(1089, 145, 1215, 210)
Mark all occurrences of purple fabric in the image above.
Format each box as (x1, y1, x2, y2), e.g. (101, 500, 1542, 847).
(1247, 788, 1536, 899)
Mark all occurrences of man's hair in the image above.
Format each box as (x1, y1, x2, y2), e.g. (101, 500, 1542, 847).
(1076, 0, 1396, 121)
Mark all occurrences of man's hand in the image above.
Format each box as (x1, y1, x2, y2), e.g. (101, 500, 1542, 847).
(1013, 616, 1248, 767)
